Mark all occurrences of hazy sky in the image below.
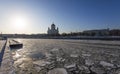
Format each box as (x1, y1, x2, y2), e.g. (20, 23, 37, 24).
(0, 0, 120, 34)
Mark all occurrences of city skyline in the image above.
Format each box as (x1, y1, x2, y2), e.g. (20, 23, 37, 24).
(0, 0, 120, 34)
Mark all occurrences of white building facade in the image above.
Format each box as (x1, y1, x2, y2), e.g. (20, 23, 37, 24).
(47, 23, 59, 35)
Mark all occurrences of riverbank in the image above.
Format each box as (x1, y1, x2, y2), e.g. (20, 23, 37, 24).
(2, 34, 120, 40)
(0, 40, 15, 74)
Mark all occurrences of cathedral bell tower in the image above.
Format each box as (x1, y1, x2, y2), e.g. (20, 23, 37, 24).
(51, 23, 55, 30)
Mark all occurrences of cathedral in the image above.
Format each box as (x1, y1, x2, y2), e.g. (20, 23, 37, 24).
(47, 23, 59, 35)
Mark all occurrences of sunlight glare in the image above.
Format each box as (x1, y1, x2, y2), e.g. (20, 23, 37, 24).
(10, 15, 28, 31)
(15, 52, 21, 58)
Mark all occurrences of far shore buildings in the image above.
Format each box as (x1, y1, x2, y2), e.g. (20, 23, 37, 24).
(83, 28, 110, 36)
(47, 23, 59, 35)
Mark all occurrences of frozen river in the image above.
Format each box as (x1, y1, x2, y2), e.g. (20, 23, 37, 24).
(11, 39, 120, 74)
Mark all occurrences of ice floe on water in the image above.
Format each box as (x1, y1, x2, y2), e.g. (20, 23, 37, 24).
(64, 64, 76, 69)
(70, 54, 79, 58)
(82, 53, 91, 57)
(48, 68, 68, 74)
(27, 52, 46, 60)
(11, 39, 120, 74)
(85, 59, 94, 66)
(100, 61, 114, 68)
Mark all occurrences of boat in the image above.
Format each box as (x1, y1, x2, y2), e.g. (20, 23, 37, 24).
(9, 40, 23, 49)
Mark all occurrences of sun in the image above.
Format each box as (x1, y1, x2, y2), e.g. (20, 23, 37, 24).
(13, 17, 26, 30)
(10, 15, 28, 32)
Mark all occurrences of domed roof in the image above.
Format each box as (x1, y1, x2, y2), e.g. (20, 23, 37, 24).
(51, 23, 55, 26)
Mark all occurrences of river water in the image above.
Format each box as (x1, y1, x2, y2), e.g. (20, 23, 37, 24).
(11, 39, 120, 74)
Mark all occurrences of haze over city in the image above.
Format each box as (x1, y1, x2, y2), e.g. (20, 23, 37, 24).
(0, 0, 120, 74)
(0, 0, 120, 34)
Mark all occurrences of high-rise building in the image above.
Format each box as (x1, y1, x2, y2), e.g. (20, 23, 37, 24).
(47, 23, 59, 35)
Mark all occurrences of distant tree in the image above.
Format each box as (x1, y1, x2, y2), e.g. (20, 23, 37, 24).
(78, 32, 82, 36)
(110, 29, 120, 36)
(61, 33, 67, 36)
(91, 32, 96, 36)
